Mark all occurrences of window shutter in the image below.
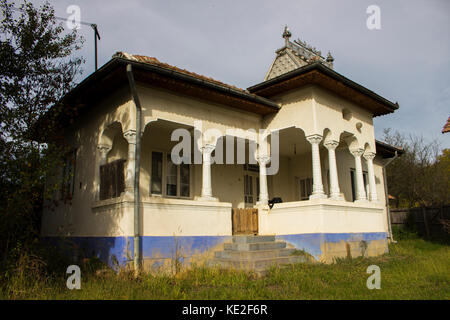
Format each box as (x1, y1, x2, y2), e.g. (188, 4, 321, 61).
(99, 159, 126, 200)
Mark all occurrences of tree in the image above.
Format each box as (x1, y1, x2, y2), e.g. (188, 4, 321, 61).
(0, 0, 84, 271)
(382, 129, 450, 208)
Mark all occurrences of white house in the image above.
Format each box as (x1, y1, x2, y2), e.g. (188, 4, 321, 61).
(38, 28, 403, 269)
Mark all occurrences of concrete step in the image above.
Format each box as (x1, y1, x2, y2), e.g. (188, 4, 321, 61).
(224, 241, 286, 251)
(214, 248, 296, 260)
(212, 255, 309, 271)
(232, 235, 276, 244)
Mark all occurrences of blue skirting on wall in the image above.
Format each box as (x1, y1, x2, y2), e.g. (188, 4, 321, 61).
(43, 232, 387, 269)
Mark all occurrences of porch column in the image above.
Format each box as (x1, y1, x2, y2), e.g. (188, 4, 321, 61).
(364, 152, 378, 202)
(200, 143, 217, 201)
(96, 144, 111, 200)
(351, 148, 367, 202)
(324, 140, 343, 200)
(306, 134, 326, 199)
(257, 155, 270, 205)
(123, 130, 137, 196)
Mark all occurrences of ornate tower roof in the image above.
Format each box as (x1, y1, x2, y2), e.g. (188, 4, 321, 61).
(264, 26, 334, 81)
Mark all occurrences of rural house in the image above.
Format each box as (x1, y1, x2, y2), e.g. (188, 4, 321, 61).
(39, 27, 403, 269)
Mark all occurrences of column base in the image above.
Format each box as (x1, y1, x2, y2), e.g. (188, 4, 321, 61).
(309, 192, 327, 200)
(329, 194, 344, 201)
(195, 195, 219, 202)
(355, 198, 369, 203)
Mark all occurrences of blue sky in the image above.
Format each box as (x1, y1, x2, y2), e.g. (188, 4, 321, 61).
(34, 0, 450, 149)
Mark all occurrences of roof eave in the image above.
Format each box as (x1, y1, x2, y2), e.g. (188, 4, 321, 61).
(247, 62, 398, 116)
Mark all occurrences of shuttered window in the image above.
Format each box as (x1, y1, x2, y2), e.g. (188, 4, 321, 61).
(61, 149, 77, 200)
(99, 159, 125, 200)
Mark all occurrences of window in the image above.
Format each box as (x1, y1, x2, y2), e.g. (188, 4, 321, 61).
(180, 163, 190, 197)
(350, 169, 368, 201)
(166, 154, 178, 196)
(61, 149, 77, 200)
(99, 159, 125, 200)
(151, 152, 162, 194)
(243, 165, 259, 206)
(150, 151, 190, 198)
(298, 177, 313, 200)
(244, 174, 254, 205)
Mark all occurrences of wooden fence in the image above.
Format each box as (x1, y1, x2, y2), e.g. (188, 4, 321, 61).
(390, 205, 450, 237)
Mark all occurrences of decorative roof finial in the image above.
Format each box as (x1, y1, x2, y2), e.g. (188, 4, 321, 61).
(326, 51, 334, 62)
(282, 25, 291, 46)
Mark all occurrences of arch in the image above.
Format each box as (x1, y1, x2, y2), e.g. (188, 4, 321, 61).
(99, 121, 123, 148)
(339, 132, 361, 151)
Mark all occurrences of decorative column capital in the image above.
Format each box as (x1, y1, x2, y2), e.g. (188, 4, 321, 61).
(97, 144, 112, 157)
(123, 130, 137, 144)
(257, 155, 271, 165)
(350, 148, 364, 157)
(363, 152, 376, 161)
(201, 143, 215, 154)
(306, 134, 323, 145)
(324, 140, 339, 150)
(97, 144, 112, 152)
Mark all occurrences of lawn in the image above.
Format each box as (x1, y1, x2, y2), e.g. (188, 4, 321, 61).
(1, 232, 449, 300)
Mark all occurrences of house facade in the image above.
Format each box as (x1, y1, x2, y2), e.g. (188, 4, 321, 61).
(40, 28, 402, 268)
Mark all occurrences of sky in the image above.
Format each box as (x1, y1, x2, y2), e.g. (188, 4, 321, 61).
(31, 0, 450, 149)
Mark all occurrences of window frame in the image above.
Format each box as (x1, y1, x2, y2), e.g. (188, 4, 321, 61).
(297, 176, 313, 201)
(149, 149, 192, 199)
(61, 148, 77, 201)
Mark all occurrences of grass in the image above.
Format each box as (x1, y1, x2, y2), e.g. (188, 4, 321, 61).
(1, 232, 449, 300)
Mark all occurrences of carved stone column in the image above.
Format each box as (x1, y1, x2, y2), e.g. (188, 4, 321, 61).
(306, 134, 326, 199)
(364, 152, 378, 202)
(351, 148, 367, 202)
(324, 140, 343, 200)
(199, 143, 217, 201)
(256, 155, 270, 205)
(96, 144, 111, 200)
(123, 130, 137, 196)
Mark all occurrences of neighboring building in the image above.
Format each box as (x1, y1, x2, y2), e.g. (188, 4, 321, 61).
(38, 27, 403, 268)
(442, 117, 450, 133)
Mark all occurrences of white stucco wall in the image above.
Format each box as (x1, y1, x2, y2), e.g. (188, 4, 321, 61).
(41, 79, 392, 239)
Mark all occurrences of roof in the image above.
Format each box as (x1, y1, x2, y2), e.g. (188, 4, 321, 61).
(31, 53, 281, 140)
(442, 117, 450, 134)
(115, 52, 247, 94)
(375, 140, 404, 158)
(248, 62, 399, 117)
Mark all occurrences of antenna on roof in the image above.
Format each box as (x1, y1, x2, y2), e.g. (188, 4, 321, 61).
(12, 6, 101, 71)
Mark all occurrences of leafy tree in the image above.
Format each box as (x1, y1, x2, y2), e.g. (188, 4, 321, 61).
(0, 0, 84, 271)
(382, 129, 450, 208)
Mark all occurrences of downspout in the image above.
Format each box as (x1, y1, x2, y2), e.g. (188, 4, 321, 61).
(382, 151, 398, 243)
(126, 64, 142, 272)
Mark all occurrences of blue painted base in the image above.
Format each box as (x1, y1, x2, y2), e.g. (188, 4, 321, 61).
(43, 232, 387, 269)
(277, 232, 388, 260)
(43, 235, 230, 270)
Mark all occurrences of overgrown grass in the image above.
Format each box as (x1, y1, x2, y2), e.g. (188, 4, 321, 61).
(1, 233, 449, 300)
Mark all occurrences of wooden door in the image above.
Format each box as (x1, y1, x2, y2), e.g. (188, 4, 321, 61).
(232, 208, 258, 235)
